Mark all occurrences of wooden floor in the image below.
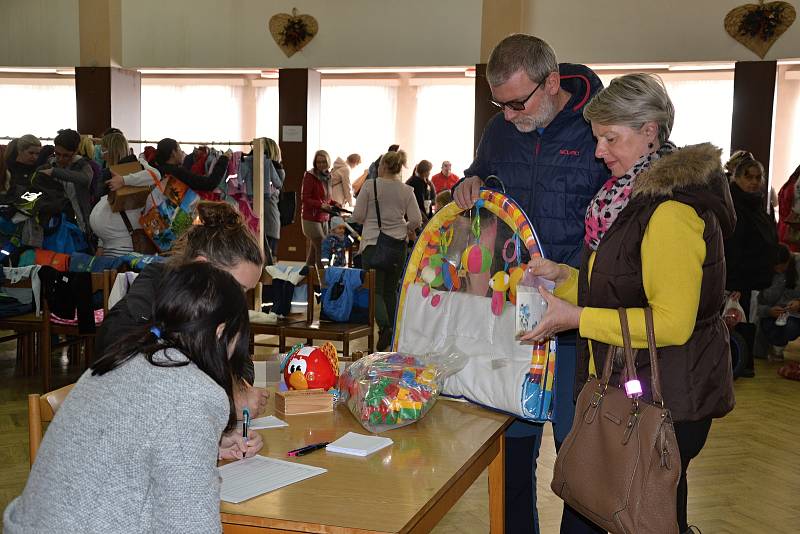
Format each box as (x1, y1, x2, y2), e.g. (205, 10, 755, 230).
(1, 336, 798, 533)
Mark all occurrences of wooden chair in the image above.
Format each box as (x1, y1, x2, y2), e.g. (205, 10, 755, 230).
(249, 271, 307, 354)
(28, 383, 75, 467)
(40, 269, 116, 392)
(283, 268, 375, 358)
(0, 275, 42, 376)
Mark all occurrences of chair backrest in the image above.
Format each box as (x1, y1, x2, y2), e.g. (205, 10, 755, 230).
(28, 383, 75, 467)
(305, 267, 375, 325)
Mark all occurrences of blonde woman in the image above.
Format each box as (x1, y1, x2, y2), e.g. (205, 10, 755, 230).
(2, 134, 41, 196)
(352, 150, 422, 350)
(301, 149, 335, 268)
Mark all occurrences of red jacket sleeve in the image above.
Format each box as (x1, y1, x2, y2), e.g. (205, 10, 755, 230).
(302, 172, 323, 209)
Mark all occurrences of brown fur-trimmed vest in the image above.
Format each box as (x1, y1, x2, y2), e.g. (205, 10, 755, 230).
(576, 143, 736, 422)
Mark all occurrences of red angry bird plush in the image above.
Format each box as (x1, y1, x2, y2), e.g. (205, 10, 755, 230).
(283, 342, 339, 390)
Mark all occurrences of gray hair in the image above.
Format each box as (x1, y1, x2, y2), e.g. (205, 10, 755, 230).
(583, 73, 674, 146)
(486, 34, 558, 86)
(733, 157, 764, 180)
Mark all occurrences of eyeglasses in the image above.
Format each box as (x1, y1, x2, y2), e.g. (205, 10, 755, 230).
(489, 82, 542, 111)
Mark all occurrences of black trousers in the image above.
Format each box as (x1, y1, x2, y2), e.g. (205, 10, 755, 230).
(673, 418, 713, 532)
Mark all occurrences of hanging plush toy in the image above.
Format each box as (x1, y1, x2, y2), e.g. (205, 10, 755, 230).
(420, 226, 460, 307)
(508, 265, 525, 305)
(283, 341, 339, 391)
(489, 271, 510, 315)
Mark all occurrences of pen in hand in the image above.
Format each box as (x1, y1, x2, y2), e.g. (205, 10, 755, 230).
(241, 407, 250, 459)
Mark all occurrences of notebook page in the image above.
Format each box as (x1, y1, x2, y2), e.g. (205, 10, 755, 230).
(219, 456, 326, 503)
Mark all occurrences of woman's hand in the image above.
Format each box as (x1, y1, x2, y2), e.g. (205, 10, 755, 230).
(219, 428, 264, 460)
(769, 306, 785, 319)
(38, 167, 53, 176)
(233, 381, 269, 419)
(518, 288, 582, 342)
(106, 173, 125, 191)
(526, 257, 570, 286)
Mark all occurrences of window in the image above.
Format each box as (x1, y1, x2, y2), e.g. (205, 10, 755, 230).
(320, 82, 398, 171)
(413, 80, 475, 178)
(0, 79, 76, 139)
(255, 82, 279, 142)
(141, 82, 243, 152)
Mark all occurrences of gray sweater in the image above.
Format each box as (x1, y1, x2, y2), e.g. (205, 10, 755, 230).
(4, 349, 229, 533)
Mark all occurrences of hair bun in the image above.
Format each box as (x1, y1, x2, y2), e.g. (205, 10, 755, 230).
(196, 201, 243, 230)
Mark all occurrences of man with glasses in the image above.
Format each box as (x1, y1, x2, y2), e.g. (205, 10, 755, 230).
(38, 128, 94, 238)
(454, 34, 609, 534)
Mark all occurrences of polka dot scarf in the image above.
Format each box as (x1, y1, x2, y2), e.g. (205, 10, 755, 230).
(584, 141, 676, 251)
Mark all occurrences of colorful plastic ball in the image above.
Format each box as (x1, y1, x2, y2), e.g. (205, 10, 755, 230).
(461, 244, 492, 274)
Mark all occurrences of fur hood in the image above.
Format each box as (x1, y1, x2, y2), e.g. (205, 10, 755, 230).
(633, 142, 736, 238)
(633, 143, 723, 198)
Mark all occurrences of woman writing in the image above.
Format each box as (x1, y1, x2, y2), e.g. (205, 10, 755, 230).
(301, 149, 337, 269)
(523, 74, 735, 534)
(4, 262, 263, 533)
(352, 150, 422, 350)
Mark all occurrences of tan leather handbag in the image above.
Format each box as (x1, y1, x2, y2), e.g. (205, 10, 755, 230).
(551, 308, 680, 534)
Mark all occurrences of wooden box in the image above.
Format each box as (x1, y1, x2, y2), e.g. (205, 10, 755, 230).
(107, 161, 151, 212)
(275, 389, 334, 415)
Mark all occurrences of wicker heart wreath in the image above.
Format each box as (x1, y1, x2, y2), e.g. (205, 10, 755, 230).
(269, 8, 318, 58)
(724, 1, 796, 58)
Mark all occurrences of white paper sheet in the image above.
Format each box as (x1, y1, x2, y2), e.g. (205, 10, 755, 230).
(249, 415, 288, 430)
(325, 432, 393, 457)
(219, 456, 326, 503)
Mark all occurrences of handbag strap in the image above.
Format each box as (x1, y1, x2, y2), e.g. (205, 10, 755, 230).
(372, 177, 383, 230)
(601, 307, 665, 405)
(119, 211, 136, 236)
(644, 308, 665, 405)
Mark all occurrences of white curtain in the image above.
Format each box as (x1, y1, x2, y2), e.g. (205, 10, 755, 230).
(0, 81, 76, 139)
(141, 83, 243, 152)
(320, 83, 397, 171)
(255, 84, 279, 142)
(414, 83, 475, 177)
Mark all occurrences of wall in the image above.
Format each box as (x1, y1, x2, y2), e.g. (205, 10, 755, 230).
(0, 0, 80, 66)
(119, 0, 483, 68)
(772, 66, 800, 192)
(521, 0, 800, 64)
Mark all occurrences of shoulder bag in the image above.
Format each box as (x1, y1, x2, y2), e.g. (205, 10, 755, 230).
(551, 308, 680, 534)
(119, 211, 158, 255)
(368, 178, 407, 271)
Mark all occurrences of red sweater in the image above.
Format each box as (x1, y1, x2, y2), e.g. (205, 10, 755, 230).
(301, 171, 331, 222)
(431, 172, 459, 194)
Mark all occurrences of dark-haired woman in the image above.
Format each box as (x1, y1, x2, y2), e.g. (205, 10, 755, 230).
(757, 244, 800, 360)
(3, 262, 263, 533)
(152, 138, 229, 192)
(96, 201, 268, 417)
(725, 156, 778, 376)
(406, 159, 435, 223)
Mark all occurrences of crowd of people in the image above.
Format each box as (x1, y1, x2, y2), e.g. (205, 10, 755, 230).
(2, 30, 798, 534)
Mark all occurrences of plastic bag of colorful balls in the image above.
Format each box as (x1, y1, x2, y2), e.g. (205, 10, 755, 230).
(337, 351, 466, 433)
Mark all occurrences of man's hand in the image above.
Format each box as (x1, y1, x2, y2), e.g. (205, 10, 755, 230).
(770, 305, 786, 318)
(107, 173, 125, 191)
(219, 428, 264, 460)
(453, 176, 483, 209)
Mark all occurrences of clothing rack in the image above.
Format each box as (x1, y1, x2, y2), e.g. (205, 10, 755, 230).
(2, 134, 267, 306)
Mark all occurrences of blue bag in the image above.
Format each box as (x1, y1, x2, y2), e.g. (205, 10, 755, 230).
(320, 267, 366, 323)
(42, 215, 88, 254)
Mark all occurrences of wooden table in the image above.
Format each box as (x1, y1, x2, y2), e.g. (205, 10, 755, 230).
(221, 399, 512, 533)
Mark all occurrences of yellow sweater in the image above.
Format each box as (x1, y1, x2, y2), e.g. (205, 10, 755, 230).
(554, 201, 707, 374)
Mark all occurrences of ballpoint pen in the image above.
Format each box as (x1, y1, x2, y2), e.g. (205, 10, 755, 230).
(287, 442, 330, 457)
(242, 407, 250, 458)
